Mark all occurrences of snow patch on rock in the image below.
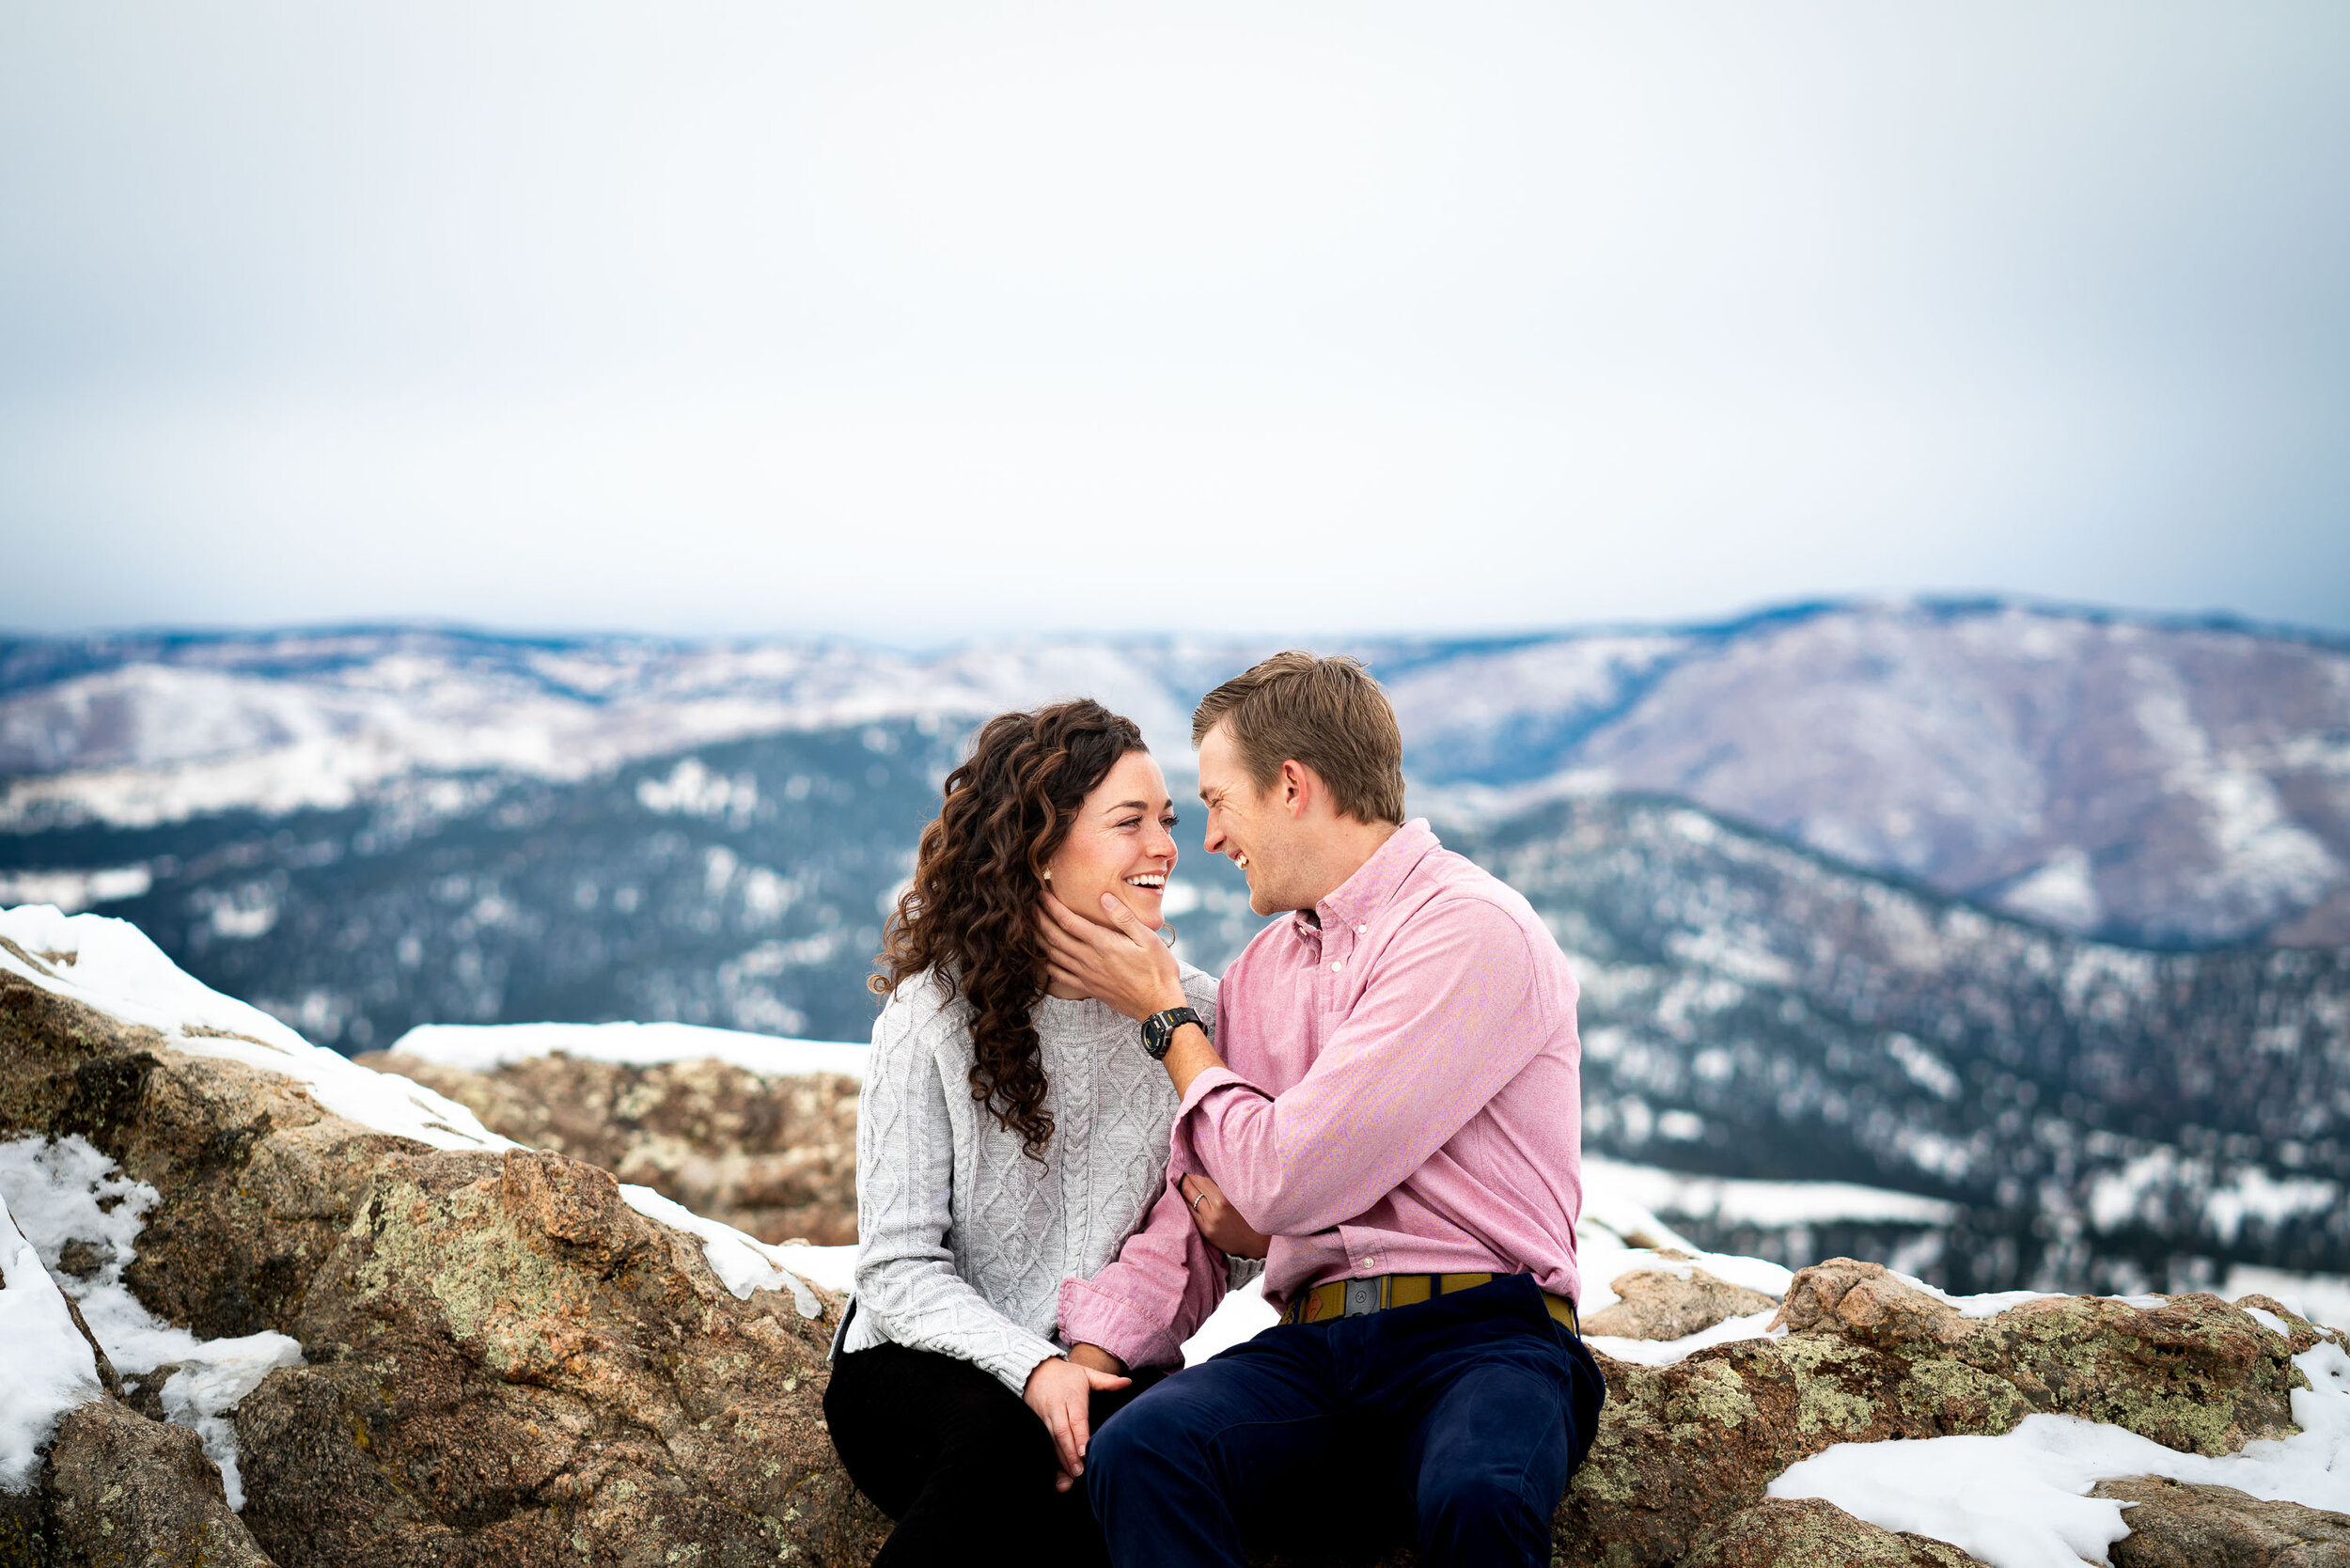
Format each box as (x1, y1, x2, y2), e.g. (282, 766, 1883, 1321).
(614, 1182, 839, 1316)
(0, 904, 512, 1152)
(0, 1136, 303, 1508)
(2228, 1264, 2350, 1335)
(1586, 1153, 1963, 1231)
(0, 1187, 103, 1494)
(0, 864, 153, 915)
(1770, 1341, 2350, 1568)
(1997, 847, 2102, 931)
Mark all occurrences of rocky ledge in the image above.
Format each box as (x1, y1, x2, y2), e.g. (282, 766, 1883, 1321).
(0, 947, 885, 1568)
(355, 1049, 858, 1246)
(3, 926, 2345, 1568)
(1567, 1259, 2344, 1566)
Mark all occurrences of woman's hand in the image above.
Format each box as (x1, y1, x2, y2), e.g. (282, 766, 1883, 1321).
(1180, 1173, 1271, 1259)
(1022, 1354, 1130, 1491)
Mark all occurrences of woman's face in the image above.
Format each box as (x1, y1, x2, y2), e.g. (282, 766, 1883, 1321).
(1043, 750, 1180, 932)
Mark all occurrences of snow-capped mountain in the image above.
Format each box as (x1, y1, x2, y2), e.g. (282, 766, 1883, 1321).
(2, 713, 2340, 1294)
(7, 600, 2346, 947)
(1, 601, 2346, 1294)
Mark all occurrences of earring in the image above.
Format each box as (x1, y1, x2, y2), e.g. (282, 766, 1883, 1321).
(1042, 869, 1051, 881)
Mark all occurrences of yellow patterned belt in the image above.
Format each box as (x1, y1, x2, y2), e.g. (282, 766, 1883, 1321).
(1276, 1271, 1579, 1335)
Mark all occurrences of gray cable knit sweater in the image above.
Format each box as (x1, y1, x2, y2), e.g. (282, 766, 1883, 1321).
(838, 964, 1223, 1393)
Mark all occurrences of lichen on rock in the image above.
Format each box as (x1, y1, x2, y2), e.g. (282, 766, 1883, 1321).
(43, 1395, 276, 1568)
(1675, 1497, 1988, 1567)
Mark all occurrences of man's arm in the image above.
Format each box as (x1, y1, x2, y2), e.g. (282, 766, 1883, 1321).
(1058, 1172, 1240, 1374)
(1041, 890, 1548, 1238)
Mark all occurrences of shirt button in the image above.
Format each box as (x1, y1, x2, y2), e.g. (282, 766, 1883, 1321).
(1360, 1257, 1376, 1269)
(1356, 923, 1368, 933)
(1330, 960, 1343, 972)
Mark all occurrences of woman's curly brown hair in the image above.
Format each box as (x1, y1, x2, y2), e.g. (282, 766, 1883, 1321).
(871, 698, 1147, 1158)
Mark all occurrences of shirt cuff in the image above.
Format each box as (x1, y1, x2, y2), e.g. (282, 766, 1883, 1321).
(1058, 1274, 1180, 1372)
(979, 1332, 1067, 1398)
(1174, 1061, 1255, 1121)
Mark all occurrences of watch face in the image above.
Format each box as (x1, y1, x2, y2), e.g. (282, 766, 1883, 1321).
(1141, 1009, 1187, 1059)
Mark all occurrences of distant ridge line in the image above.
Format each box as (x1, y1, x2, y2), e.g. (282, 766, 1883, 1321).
(6, 593, 2350, 674)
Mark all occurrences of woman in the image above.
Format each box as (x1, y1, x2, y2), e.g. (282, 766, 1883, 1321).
(824, 698, 1254, 1568)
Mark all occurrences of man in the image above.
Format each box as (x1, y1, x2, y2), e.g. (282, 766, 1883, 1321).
(1039, 651, 1605, 1568)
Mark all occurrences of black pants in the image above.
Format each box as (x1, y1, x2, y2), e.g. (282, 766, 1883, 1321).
(1089, 1276, 1606, 1568)
(824, 1341, 1167, 1568)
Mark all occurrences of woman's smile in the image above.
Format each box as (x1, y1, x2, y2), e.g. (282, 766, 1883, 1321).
(1044, 749, 1182, 933)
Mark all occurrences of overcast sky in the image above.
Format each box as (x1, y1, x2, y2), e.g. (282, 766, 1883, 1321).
(2, 2, 2344, 642)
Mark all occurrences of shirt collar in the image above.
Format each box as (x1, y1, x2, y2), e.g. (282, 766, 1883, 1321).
(1309, 818, 1439, 933)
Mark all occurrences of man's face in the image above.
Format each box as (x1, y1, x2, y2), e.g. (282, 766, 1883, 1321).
(1198, 722, 1296, 917)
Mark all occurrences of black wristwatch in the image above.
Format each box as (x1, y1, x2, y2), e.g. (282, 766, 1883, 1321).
(1139, 1006, 1204, 1060)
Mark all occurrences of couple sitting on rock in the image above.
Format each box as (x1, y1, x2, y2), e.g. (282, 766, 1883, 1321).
(822, 652, 1606, 1568)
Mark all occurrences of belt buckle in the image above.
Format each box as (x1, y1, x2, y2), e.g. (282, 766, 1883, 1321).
(1343, 1278, 1380, 1318)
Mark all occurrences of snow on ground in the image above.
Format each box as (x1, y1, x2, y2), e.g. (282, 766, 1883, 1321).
(0, 904, 513, 1153)
(1581, 1306, 1787, 1368)
(0, 1186, 103, 1494)
(2229, 1264, 2350, 1335)
(618, 1183, 844, 1317)
(1888, 1273, 2070, 1319)
(389, 1020, 869, 1081)
(0, 865, 154, 915)
(1572, 1192, 1798, 1367)
(1772, 1340, 2350, 1568)
(0, 1136, 303, 1508)
(1584, 1153, 1962, 1231)
(1183, 1276, 1278, 1363)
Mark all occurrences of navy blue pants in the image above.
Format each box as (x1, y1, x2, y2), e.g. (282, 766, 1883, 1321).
(1087, 1275, 1606, 1568)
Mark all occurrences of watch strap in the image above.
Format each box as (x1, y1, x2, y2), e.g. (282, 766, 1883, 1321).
(1140, 1006, 1202, 1060)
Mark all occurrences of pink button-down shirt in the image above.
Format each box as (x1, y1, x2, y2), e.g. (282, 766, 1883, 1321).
(1175, 819, 1585, 1311)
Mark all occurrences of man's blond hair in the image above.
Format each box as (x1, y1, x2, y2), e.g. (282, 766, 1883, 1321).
(1191, 651, 1405, 824)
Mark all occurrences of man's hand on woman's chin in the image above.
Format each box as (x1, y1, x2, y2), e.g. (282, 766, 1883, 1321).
(1037, 892, 1188, 1022)
(1023, 1351, 1131, 1492)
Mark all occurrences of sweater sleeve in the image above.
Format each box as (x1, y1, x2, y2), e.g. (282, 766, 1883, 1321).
(852, 990, 1065, 1395)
